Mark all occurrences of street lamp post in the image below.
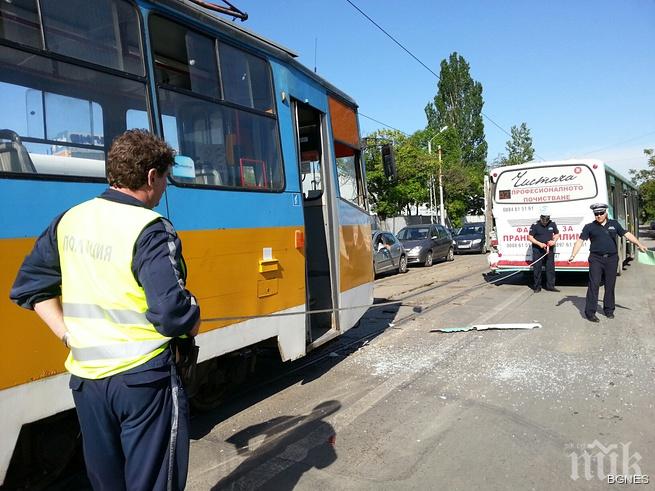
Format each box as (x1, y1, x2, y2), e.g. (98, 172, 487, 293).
(427, 126, 448, 226)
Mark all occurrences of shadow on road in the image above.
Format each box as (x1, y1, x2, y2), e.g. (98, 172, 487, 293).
(191, 300, 400, 441)
(212, 400, 340, 490)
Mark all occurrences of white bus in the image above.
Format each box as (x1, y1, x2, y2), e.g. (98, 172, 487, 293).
(488, 159, 639, 274)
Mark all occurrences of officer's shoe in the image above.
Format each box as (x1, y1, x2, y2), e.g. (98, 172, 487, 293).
(586, 314, 600, 323)
(544, 287, 560, 292)
(533, 287, 542, 293)
(605, 313, 615, 319)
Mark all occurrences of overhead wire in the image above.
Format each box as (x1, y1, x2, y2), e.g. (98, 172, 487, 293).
(576, 130, 655, 157)
(344, 0, 547, 161)
(359, 112, 408, 134)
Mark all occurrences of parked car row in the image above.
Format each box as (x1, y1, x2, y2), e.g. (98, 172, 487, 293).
(372, 223, 487, 277)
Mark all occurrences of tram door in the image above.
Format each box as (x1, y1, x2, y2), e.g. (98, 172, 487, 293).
(292, 100, 337, 343)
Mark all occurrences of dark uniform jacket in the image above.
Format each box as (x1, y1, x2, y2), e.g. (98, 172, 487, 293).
(529, 220, 559, 248)
(580, 219, 626, 255)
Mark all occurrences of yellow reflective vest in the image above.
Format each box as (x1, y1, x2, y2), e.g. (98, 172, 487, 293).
(57, 197, 170, 379)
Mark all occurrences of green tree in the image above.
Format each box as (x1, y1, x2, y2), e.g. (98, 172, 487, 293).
(364, 129, 432, 219)
(496, 123, 535, 166)
(630, 149, 655, 222)
(425, 52, 487, 170)
(423, 52, 487, 221)
(415, 126, 481, 226)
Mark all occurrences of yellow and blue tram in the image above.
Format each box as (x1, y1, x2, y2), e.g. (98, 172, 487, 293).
(0, 0, 373, 483)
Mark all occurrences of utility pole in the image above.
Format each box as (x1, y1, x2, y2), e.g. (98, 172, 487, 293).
(438, 144, 445, 226)
(427, 125, 448, 226)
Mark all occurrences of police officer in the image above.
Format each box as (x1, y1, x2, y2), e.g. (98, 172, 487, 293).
(10, 130, 200, 490)
(527, 205, 560, 292)
(569, 203, 647, 322)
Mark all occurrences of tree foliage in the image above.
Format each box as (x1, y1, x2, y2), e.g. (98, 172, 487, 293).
(365, 52, 489, 224)
(364, 129, 432, 219)
(413, 126, 481, 226)
(495, 123, 535, 167)
(425, 52, 487, 170)
(630, 149, 655, 221)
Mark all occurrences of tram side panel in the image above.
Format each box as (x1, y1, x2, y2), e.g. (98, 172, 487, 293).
(166, 188, 309, 362)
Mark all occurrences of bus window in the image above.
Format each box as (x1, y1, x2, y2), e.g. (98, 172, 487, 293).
(150, 15, 220, 99)
(0, 45, 149, 178)
(0, 0, 41, 48)
(159, 89, 283, 190)
(219, 43, 274, 113)
(40, 0, 143, 75)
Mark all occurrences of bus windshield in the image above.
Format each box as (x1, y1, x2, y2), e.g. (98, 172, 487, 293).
(494, 164, 598, 204)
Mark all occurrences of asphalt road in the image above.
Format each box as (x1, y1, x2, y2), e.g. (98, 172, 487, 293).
(187, 228, 655, 490)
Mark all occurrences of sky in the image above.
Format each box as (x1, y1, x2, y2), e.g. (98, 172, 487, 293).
(228, 0, 655, 178)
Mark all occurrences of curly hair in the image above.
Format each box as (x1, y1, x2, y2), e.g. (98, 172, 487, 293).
(107, 129, 175, 189)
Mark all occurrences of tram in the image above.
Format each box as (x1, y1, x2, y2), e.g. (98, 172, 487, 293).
(488, 159, 640, 273)
(0, 0, 373, 484)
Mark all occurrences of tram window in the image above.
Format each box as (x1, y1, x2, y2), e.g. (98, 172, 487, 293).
(44, 93, 104, 146)
(329, 97, 365, 208)
(300, 159, 322, 198)
(0, 0, 41, 48)
(126, 109, 150, 132)
(219, 43, 274, 113)
(335, 142, 364, 207)
(150, 15, 220, 99)
(40, 0, 143, 75)
(0, 45, 149, 178)
(158, 88, 283, 190)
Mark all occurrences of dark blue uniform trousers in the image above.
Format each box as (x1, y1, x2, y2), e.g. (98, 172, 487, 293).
(585, 253, 619, 317)
(70, 364, 189, 491)
(532, 246, 556, 290)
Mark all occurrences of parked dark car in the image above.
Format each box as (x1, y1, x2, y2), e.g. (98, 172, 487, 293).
(453, 223, 486, 254)
(396, 224, 454, 266)
(372, 231, 408, 276)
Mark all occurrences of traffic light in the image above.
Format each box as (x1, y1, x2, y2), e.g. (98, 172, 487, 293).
(381, 143, 397, 181)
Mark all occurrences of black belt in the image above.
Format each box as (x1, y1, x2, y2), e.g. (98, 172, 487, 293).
(591, 252, 616, 258)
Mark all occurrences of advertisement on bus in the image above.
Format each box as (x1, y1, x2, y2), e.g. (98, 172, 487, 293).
(490, 162, 603, 272)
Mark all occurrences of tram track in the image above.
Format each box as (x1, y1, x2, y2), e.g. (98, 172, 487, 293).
(204, 262, 498, 407)
(186, 261, 521, 485)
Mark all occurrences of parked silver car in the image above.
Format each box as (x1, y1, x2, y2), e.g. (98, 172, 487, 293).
(372, 231, 408, 275)
(396, 224, 454, 266)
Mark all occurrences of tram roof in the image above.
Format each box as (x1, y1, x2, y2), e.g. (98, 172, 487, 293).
(153, 0, 359, 107)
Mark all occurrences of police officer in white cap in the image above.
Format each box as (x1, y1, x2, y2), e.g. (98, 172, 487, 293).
(569, 203, 647, 322)
(527, 205, 560, 292)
